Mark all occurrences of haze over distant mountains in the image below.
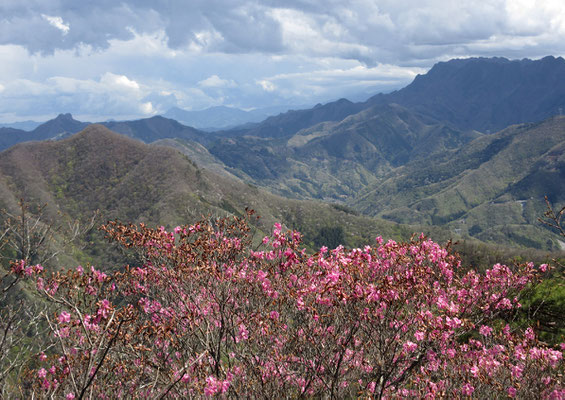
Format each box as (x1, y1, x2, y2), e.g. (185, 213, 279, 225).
(163, 104, 305, 130)
(1, 56, 565, 252)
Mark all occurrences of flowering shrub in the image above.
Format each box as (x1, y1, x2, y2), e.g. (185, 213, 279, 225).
(12, 212, 565, 398)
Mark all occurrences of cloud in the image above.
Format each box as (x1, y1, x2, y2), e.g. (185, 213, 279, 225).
(0, 71, 155, 121)
(198, 75, 237, 88)
(140, 102, 155, 114)
(2, 1, 565, 63)
(257, 79, 277, 92)
(41, 14, 70, 35)
(2, 0, 565, 121)
(100, 73, 140, 91)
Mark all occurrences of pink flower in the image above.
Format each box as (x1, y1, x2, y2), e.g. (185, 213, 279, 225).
(237, 324, 249, 342)
(38, 368, 47, 378)
(508, 387, 517, 397)
(479, 325, 493, 337)
(57, 311, 71, 324)
(414, 331, 425, 341)
(204, 376, 219, 396)
(511, 364, 523, 379)
(270, 311, 279, 320)
(540, 263, 548, 272)
(542, 376, 551, 385)
(39, 352, 47, 361)
(461, 383, 474, 396)
(97, 299, 111, 319)
(403, 341, 418, 353)
(66, 393, 75, 400)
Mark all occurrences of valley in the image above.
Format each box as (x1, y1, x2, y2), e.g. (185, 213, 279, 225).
(1, 56, 565, 264)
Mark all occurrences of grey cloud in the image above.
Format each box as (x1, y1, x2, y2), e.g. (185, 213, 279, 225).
(0, 1, 161, 53)
(2, 0, 564, 66)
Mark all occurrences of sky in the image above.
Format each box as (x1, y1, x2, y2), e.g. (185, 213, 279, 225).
(1, 0, 565, 122)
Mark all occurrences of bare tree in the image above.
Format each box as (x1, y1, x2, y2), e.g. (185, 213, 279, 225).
(0, 199, 98, 266)
(0, 199, 98, 395)
(539, 196, 565, 240)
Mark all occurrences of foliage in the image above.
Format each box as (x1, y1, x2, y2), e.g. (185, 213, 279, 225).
(1, 212, 561, 398)
(313, 226, 345, 249)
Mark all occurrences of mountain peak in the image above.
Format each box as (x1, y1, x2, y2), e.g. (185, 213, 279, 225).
(368, 55, 565, 132)
(56, 113, 74, 120)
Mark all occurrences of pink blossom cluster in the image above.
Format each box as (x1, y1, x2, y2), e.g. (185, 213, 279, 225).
(20, 214, 564, 398)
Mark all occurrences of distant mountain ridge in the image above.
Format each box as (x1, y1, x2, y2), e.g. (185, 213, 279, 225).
(208, 103, 479, 199)
(368, 56, 565, 132)
(0, 113, 89, 151)
(1, 55, 565, 251)
(0, 114, 214, 151)
(210, 56, 565, 143)
(163, 105, 300, 130)
(0, 120, 41, 131)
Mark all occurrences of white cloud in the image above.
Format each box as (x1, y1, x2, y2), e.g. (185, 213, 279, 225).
(2, 1, 565, 121)
(140, 102, 155, 114)
(41, 14, 70, 35)
(257, 79, 276, 92)
(198, 75, 237, 88)
(100, 73, 140, 91)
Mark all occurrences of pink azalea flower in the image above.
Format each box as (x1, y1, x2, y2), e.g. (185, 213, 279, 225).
(540, 263, 548, 272)
(461, 383, 474, 396)
(58, 311, 71, 324)
(479, 325, 493, 337)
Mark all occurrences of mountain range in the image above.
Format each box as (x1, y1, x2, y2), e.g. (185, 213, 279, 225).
(0, 125, 430, 267)
(1, 56, 565, 253)
(163, 105, 303, 130)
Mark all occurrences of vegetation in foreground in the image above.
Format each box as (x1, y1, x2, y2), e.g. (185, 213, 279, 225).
(0, 208, 563, 398)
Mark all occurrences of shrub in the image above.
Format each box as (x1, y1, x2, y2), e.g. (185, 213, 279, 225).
(6, 212, 564, 398)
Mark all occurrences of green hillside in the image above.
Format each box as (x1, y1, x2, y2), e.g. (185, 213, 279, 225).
(208, 104, 478, 201)
(0, 125, 439, 268)
(353, 116, 565, 249)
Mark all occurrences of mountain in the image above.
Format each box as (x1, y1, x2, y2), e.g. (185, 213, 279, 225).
(0, 127, 26, 152)
(0, 113, 89, 151)
(0, 114, 214, 151)
(0, 125, 435, 267)
(101, 115, 212, 144)
(368, 56, 565, 132)
(225, 98, 365, 139)
(352, 116, 565, 249)
(32, 113, 90, 139)
(208, 104, 480, 200)
(0, 120, 42, 131)
(163, 105, 296, 130)
(209, 57, 565, 142)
